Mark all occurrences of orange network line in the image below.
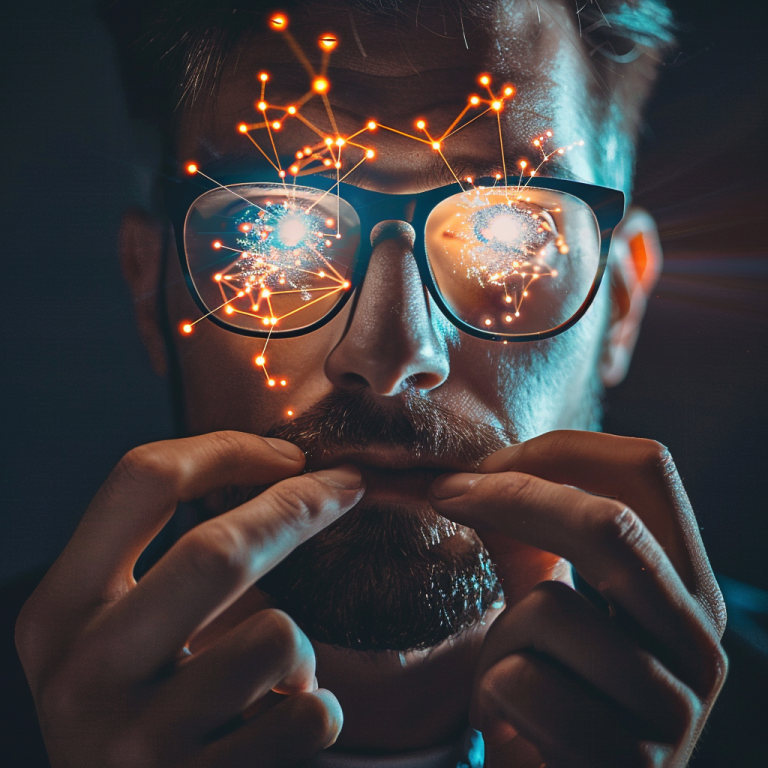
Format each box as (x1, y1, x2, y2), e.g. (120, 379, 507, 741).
(180, 11, 586, 412)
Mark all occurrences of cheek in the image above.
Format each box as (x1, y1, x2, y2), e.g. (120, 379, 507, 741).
(167, 257, 350, 434)
(453, 284, 608, 438)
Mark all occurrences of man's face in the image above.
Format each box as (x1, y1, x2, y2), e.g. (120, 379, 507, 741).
(165, 2, 618, 652)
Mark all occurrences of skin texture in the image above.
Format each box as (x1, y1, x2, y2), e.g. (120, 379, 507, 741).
(15, 2, 726, 766)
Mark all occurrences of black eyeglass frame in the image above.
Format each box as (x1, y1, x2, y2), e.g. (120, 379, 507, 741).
(164, 170, 625, 342)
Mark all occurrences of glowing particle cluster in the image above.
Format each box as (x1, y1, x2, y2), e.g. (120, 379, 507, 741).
(180, 10, 586, 400)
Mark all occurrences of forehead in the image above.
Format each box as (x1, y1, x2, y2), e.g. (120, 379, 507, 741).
(178, 2, 603, 191)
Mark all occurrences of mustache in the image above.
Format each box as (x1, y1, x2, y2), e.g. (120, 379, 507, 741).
(264, 387, 515, 466)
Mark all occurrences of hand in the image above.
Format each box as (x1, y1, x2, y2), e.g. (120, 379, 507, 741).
(430, 430, 727, 768)
(15, 431, 364, 767)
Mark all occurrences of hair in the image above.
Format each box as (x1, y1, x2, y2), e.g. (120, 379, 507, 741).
(101, 0, 675, 138)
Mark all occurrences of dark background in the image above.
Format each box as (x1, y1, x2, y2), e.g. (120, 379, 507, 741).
(1, 1, 766, 589)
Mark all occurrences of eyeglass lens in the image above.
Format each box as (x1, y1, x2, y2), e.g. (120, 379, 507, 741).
(183, 182, 600, 336)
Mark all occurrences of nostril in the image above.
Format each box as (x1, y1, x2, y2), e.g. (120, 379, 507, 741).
(370, 220, 417, 250)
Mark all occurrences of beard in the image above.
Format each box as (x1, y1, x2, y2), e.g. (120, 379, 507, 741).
(215, 388, 511, 652)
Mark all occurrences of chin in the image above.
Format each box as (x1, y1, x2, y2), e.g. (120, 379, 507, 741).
(257, 496, 502, 653)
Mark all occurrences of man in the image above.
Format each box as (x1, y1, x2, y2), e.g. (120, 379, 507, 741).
(12, 1, 729, 766)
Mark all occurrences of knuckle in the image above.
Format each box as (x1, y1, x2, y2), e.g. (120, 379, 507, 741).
(504, 471, 540, 507)
(265, 480, 316, 527)
(203, 430, 251, 461)
(546, 429, 585, 458)
(635, 438, 675, 478)
(292, 693, 337, 746)
(589, 502, 646, 552)
(114, 443, 181, 493)
(177, 523, 251, 585)
(256, 609, 306, 662)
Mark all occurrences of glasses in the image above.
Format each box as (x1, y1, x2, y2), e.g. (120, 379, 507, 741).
(164, 171, 624, 342)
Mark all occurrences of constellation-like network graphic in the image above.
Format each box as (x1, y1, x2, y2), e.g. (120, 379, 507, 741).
(181, 11, 584, 403)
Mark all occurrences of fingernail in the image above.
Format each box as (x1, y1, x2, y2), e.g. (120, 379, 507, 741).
(263, 437, 305, 462)
(479, 443, 523, 473)
(431, 472, 483, 500)
(312, 464, 363, 490)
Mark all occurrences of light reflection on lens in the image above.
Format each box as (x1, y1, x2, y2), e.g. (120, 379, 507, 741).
(184, 184, 360, 332)
(425, 186, 600, 335)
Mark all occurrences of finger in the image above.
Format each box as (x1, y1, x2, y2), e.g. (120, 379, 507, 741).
(478, 652, 674, 768)
(195, 689, 342, 768)
(46, 431, 306, 606)
(472, 581, 700, 744)
(92, 466, 363, 678)
(158, 609, 316, 735)
(479, 431, 724, 634)
(430, 471, 725, 694)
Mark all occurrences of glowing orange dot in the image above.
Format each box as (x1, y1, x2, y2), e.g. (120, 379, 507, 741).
(319, 33, 338, 51)
(257, 101, 267, 111)
(269, 14, 287, 30)
(366, 149, 375, 159)
(547, 130, 553, 137)
(479, 75, 490, 85)
(182, 323, 193, 334)
(515, 311, 520, 317)
(287, 105, 297, 114)
(262, 317, 270, 325)
(261, 289, 270, 298)
(416, 119, 426, 130)
(213, 241, 222, 249)
(280, 379, 287, 386)
(270, 317, 278, 325)
(495, 173, 502, 179)
(326, 218, 335, 227)
(335, 137, 345, 146)
(255, 355, 266, 366)
(519, 160, 527, 168)
(237, 291, 245, 298)
(335, 233, 341, 239)
(367, 121, 377, 130)
(287, 410, 294, 416)
(238, 124, 248, 133)
(214, 273, 222, 281)
(334, 161, 341, 169)
(259, 72, 269, 82)
(279, 170, 286, 178)
(505, 296, 513, 303)
(504, 86, 515, 96)
(272, 121, 281, 130)
(469, 96, 480, 105)
(343, 280, 351, 289)
(186, 163, 198, 174)
(268, 379, 276, 386)
(313, 77, 329, 93)
(492, 100, 502, 111)
(431, 142, 441, 150)
(465, 176, 473, 184)
(323, 159, 332, 166)
(505, 315, 513, 322)
(484, 319, 492, 326)
(225, 306, 234, 315)
(303, 146, 312, 154)
(290, 165, 299, 174)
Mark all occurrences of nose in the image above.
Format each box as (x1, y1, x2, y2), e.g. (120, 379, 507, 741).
(325, 220, 450, 396)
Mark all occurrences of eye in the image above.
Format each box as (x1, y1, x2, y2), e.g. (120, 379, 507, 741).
(184, 183, 361, 332)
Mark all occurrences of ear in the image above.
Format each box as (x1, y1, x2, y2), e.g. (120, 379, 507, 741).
(599, 206, 663, 388)
(119, 207, 168, 376)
